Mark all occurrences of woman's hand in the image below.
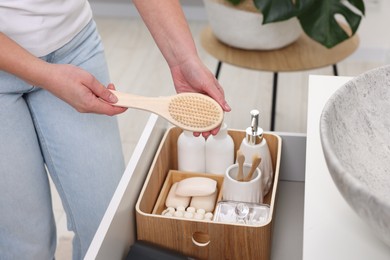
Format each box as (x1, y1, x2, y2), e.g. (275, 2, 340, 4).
(133, 0, 231, 137)
(0, 33, 126, 116)
(170, 56, 231, 137)
(42, 64, 127, 116)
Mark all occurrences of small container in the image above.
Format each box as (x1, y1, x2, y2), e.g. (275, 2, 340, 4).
(205, 123, 234, 175)
(213, 200, 270, 226)
(177, 130, 206, 172)
(239, 110, 274, 195)
(223, 163, 263, 203)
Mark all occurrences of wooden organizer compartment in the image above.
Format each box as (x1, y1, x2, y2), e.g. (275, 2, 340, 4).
(152, 170, 224, 215)
(135, 127, 282, 260)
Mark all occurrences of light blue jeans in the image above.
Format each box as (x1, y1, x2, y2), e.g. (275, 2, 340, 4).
(0, 20, 125, 259)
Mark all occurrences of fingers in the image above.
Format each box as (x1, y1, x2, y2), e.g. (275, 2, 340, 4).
(192, 123, 221, 138)
(203, 78, 231, 113)
(89, 97, 127, 116)
(88, 78, 118, 104)
(193, 131, 210, 138)
(82, 81, 127, 115)
(95, 83, 127, 115)
(79, 93, 126, 116)
(107, 83, 115, 90)
(98, 103, 127, 116)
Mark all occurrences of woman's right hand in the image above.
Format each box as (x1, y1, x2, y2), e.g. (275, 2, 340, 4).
(0, 33, 126, 116)
(40, 63, 127, 116)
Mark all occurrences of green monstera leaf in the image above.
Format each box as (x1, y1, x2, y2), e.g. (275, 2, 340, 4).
(254, 0, 299, 23)
(254, 0, 365, 48)
(226, 0, 365, 48)
(226, 0, 244, 5)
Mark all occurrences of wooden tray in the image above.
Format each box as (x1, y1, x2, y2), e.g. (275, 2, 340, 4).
(135, 127, 282, 259)
(152, 170, 224, 215)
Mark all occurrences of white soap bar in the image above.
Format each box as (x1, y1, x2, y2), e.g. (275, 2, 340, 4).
(190, 190, 218, 212)
(175, 177, 217, 197)
(165, 182, 190, 208)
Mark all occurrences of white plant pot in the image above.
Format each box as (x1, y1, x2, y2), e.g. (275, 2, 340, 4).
(203, 0, 302, 50)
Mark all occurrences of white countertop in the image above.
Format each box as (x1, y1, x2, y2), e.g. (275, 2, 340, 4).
(303, 75, 390, 259)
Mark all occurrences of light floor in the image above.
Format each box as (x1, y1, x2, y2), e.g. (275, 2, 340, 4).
(54, 16, 384, 259)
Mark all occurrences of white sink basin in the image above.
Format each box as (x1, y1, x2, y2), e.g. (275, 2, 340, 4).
(320, 65, 390, 247)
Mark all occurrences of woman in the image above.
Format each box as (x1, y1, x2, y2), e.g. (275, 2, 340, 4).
(0, 0, 230, 259)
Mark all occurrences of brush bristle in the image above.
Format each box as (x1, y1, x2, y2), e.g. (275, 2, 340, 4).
(168, 94, 222, 130)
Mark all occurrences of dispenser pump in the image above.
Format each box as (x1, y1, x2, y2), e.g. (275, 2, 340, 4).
(240, 109, 274, 197)
(245, 109, 263, 145)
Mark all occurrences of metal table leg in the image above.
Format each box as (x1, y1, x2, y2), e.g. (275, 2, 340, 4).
(270, 72, 278, 131)
(333, 64, 338, 76)
(215, 61, 223, 79)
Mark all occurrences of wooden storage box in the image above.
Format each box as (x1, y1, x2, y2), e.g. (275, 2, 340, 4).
(135, 127, 282, 260)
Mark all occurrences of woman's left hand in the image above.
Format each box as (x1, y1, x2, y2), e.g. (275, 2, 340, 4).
(170, 56, 231, 137)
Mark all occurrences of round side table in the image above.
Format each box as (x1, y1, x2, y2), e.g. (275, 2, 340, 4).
(200, 26, 359, 131)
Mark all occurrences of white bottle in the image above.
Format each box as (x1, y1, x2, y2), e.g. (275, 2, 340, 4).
(177, 130, 206, 172)
(239, 110, 273, 196)
(205, 123, 234, 175)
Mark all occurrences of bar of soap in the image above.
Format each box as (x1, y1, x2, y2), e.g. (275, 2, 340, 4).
(165, 182, 190, 208)
(175, 177, 217, 197)
(190, 190, 218, 212)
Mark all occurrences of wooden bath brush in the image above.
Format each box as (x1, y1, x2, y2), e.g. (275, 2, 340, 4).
(109, 90, 224, 132)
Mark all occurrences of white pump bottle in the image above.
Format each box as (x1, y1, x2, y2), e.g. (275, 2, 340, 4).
(239, 110, 273, 195)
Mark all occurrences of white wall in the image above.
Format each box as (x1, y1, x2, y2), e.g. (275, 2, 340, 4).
(89, 0, 390, 63)
(354, 0, 390, 62)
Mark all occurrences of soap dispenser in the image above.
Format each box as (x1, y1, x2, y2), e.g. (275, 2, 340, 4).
(177, 130, 206, 173)
(239, 110, 273, 195)
(205, 123, 234, 175)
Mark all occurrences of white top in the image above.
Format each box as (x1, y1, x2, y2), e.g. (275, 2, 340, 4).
(0, 0, 92, 57)
(304, 75, 390, 259)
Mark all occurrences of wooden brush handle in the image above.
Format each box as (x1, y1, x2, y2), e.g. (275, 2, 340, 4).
(109, 90, 169, 113)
